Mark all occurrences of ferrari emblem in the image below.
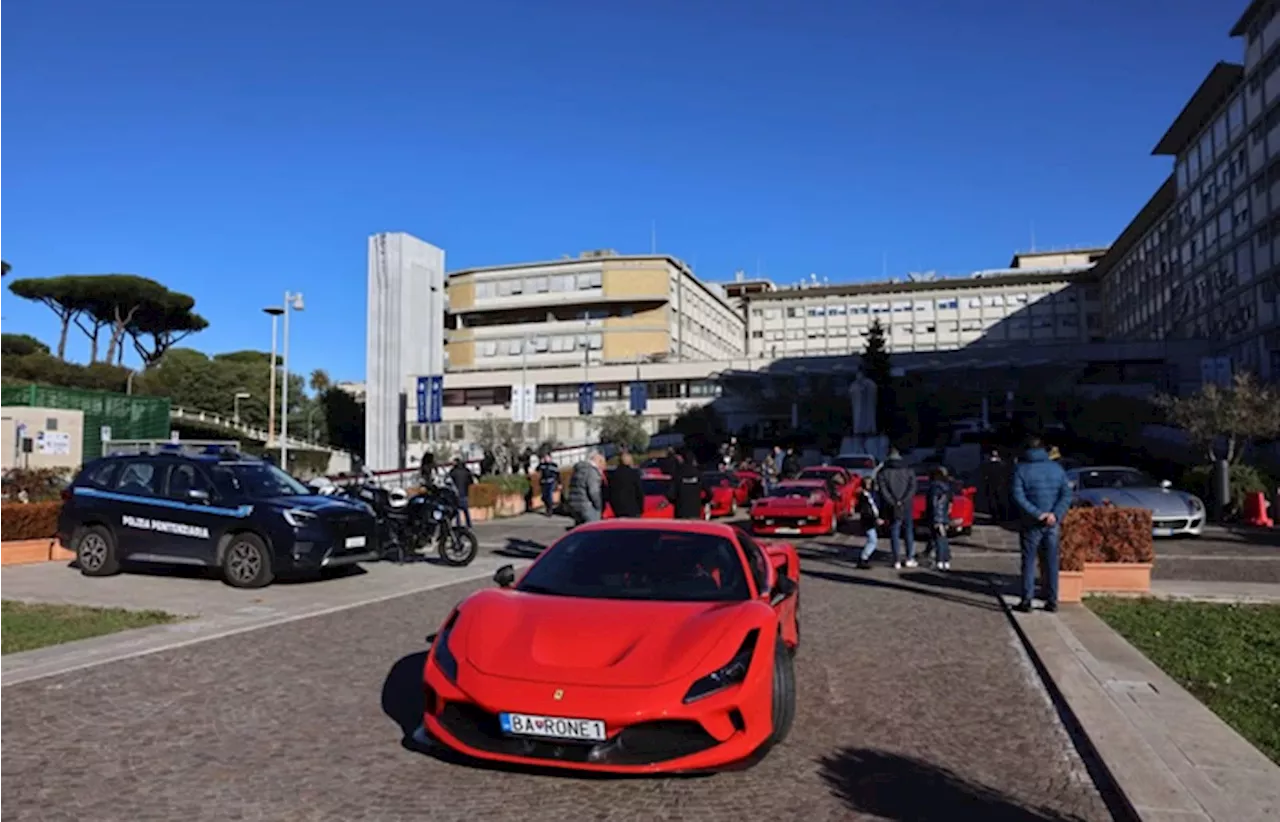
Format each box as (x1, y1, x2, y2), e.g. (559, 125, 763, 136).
(553, 689, 564, 700)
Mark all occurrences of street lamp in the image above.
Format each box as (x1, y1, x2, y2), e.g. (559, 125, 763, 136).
(233, 392, 251, 424)
(279, 291, 305, 468)
(263, 306, 284, 446)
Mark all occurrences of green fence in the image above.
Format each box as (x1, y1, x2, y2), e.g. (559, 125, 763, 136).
(2, 384, 172, 462)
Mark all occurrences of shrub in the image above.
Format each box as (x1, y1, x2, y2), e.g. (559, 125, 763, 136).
(1180, 463, 1274, 516)
(1, 501, 62, 540)
(468, 483, 500, 509)
(1060, 506, 1155, 571)
(479, 473, 530, 495)
(2, 468, 71, 502)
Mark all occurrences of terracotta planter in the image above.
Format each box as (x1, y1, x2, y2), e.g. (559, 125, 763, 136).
(1082, 562, 1152, 594)
(1057, 570, 1085, 603)
(1, 538, 59, 566)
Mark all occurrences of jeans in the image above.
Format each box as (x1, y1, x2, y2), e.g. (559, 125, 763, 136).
(888, 517, 915, 563)
(860, 526, 878, 561)
(541, 483, 556, 515)
(572, 506, 601, 526)
(930, 524, 951, 563)
(1021, 525, 1060, 604)
(456, 501, 472, 529)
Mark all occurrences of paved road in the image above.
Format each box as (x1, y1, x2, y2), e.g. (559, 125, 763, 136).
(1, 513, 1115, 821)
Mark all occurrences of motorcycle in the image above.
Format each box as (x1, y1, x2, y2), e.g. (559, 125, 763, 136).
(339, 478, 478, 566)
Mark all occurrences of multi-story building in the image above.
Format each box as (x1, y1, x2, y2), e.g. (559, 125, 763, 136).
(1096, 2, 1280, 379)
(742, 248, 1106, 359)
(443, 250, 746, 372)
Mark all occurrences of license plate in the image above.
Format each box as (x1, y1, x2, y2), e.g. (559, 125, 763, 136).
(344, 535, 367, 548)
(774, 527, 801, 534)
(1153, 528, 1173, 537)
(499, 712, 606, 742)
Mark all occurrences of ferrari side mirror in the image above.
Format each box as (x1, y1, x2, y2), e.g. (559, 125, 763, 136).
(494, 565, 516, 588)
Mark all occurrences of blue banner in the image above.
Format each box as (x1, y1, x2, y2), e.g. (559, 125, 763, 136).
(428, 375, 444, 423)
(629, 382, 647, 414)
(416, 377, 429, 424)
(578, 382, 595, 416)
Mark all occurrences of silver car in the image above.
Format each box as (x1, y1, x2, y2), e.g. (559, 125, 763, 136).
(832, 453, 878, 481)
(1066, 466, 1205, 537)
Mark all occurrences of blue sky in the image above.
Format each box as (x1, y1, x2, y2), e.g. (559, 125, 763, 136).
(2, 0, 1242, 382)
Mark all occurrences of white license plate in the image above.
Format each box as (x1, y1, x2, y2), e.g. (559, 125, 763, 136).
(1153, 528, 1173, 537)
(344, 535, 367, 548)
(499, 712, 606, 742)
(774, 527, 801, 534)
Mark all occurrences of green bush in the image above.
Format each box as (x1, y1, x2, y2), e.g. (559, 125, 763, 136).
(2, 468, 71, 502)
(478, 473, 530, 495)
(1180, 463, 1274, 515)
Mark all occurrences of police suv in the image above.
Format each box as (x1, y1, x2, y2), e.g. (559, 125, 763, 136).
(57, 445, 379, 588)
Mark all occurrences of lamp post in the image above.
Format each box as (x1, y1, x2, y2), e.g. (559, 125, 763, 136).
(263, 306, 284, 446)
(233, 392, 251, 425)
(279, 291, 305, 469)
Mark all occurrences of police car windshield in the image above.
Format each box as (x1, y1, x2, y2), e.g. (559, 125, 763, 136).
(211, 463, 311, 499)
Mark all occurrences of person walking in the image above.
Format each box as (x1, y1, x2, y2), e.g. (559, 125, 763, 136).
(448, 457, 477, 528)
(781, 446, 801, 480)
(1010, 436, 1072, 613)
(876, 448, 918, 569)
(926, 466, 955, 570)
(764, 446, 783, 493)
(670, 449, 704, 519)
(536, 451, 560, 516)
(566, 449, 607, 527)
(607, 450, 646, 518)
(854, 477, 884, 569)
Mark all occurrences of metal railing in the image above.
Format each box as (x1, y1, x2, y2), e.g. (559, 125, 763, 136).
(168, 407, 350, 456)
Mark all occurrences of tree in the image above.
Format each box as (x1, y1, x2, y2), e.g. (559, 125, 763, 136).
(319, 386, 365, 458)
(7, 276, 90, 359)
(1155, 372, 1280, 463)
(1, 333, 50, 357)
(127, 289, 208, 367)
(310, 369, 331, 394)
(81, 275, 171, 365)
(472, 414, 525, 471)
(594, 409, 650, 454)
(860, 318, 895, 437)
(2, 260, 11, 277)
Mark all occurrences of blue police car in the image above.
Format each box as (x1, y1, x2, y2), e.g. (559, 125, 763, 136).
(56, 445, 379, 588)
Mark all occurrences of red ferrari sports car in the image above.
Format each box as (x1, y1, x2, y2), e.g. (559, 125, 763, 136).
(603, 473, 676, 519)
(910, 473, 976, 535)
(749, 479, 838, 537)
(700, 471, 749, 518)
(416, 520, 801, 774)
(795, 466, 858, 516)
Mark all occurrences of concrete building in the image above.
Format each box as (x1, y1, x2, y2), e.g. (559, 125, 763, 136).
(742, 249, 1106, 359)
(443, 250, 745, 372)
(1094, 2, 1280, 379)
(1, 407, 85, 472)
(365, 232, 446, 471)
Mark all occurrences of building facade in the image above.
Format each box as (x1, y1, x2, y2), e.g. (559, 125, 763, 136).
(742, 249, 1105, 359)
(365, 232, 446, 471)
(443, 251, 746, 373)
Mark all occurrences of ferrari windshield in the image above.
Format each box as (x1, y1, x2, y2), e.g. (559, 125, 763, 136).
(641, 478, 671, 496)
(1075, 469, 1158, 489)
(516, 528, 751, 602)
(768, 484, 822, 499)
(700, 472, 736, 487)
(834, 455, 876, 470)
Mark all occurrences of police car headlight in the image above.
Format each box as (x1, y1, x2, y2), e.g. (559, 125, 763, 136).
(283, 508, 318, 528)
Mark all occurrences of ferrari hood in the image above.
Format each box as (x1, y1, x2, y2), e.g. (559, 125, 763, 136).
(456, 590, 749, 688)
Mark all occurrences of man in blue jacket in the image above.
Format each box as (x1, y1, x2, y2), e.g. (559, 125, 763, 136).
(1010, 436, 1072, 613)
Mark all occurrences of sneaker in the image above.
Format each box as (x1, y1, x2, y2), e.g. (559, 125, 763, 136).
(1043, 601, 1058, 613)
(904, 559, 919, 568)
(856, 559, 871, 570)
(942, 561, 951, 570)
(893, 561, 902, 570)
(1014, 600, 1033, 613)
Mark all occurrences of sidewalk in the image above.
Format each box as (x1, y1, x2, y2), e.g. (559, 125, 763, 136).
(1007, 597, 1279, 822)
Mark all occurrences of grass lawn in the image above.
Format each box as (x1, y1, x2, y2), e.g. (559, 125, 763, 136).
(1, 600, 178, 655)
(1088, 596, 1280, 765)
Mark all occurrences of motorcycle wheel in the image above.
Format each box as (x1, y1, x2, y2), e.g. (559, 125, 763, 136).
(439, 527, 479, 566)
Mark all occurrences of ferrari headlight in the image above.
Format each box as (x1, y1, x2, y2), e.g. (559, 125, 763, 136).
(683, 629, 759, 703)
(433, 610, 460, 683)
(1188, 496, 1204, 513)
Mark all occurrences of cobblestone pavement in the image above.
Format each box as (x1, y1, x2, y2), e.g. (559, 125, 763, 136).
(2, 516, 1116, 821)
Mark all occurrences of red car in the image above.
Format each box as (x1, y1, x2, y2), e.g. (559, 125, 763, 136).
(911, 473, 976, 536)
(417, 520, 801, 774)
(749, 479, 839, 537)
(700, 471, 753, 518)
(795, 466, 858, 517)
(603, 473, 675, 519)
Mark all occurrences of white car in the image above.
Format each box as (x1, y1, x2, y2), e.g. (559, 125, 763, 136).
(832, 453, 879, 481)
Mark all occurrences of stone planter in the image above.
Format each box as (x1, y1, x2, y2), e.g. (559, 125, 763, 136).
(1057, 570, 1085, 603)
(0, 537, 57, 563)
(1082, 562, 1152, 594)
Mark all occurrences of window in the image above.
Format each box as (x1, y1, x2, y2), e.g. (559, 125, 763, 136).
(166, 463, 213, 500)
(936, 298, 958, 310)
(114, 460, 163, 498)
(735, 530, 772, 596)
(532, 276, 549, 293)
(77, 460, 118, 490)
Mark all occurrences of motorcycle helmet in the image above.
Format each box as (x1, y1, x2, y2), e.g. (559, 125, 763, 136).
(388, 487, 409, 508)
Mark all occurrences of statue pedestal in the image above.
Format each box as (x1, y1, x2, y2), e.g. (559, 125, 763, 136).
(840, 434, 890, 462)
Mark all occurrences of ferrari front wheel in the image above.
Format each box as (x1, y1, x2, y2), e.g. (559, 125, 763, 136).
(770, 636, 797, 745)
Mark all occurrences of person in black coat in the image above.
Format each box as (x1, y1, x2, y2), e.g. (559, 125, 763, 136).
(448, 458, 477, 528)
(607, 450, 646, 518)
(670, 450, 704, 519)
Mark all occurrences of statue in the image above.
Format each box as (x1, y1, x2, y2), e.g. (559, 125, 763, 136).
(848, 370, 878, 435)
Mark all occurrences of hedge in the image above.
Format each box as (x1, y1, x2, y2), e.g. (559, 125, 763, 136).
(1, 468, 71, 503)
(468, 483, 500, 509)
(2, 501, 62, 541)
(478, 474, 530, 495)
(1060, 506, 1155, 571)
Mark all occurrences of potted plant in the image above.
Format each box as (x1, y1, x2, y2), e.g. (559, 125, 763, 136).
(1060, 504, 1155, 596)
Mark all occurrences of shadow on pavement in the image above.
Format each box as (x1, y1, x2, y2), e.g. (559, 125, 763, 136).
(71, 559, 369, 584)
(898, 569, 1018, 600)
(493, 538, 547, 559)
(800, 567, 1003, 612)
(819, 747, 1091, 821)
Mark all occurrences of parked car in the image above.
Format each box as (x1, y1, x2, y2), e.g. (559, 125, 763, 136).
(909, 470, 976, 536)
(700, 471, 741, 517)
(796, 466, 858, 516)
(832, 453, 878, 481)
(749, 479, 838, 537)
(603, 473, 676, 520)
(1066, 466, 1205, 537)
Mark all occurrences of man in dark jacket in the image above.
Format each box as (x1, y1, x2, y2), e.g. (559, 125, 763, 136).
(876, 449, 919, 569)
(925, 466, 955, 570)
(670, 450, 704, 519)
(448, 458, 476, 528)
(536, 452, 560, 516)
(607, 450, 646, 518)
(781, 447, 801, 480)
(659, 447, 680, 479)
(1011, 437, 1072, 612)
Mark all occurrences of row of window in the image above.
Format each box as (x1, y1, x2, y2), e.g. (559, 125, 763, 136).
(1179, 95, 1247, 192)
(470, 334, 606, 357)
(747, 290, 1081, 320)
(439, 379, 722, 409)
(473, 270, 604, 299)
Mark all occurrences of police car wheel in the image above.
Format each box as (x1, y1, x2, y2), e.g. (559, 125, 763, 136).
(75, 525, 119, 577)
(222, 534, 274, 588)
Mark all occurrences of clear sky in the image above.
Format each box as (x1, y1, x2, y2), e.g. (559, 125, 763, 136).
(2, 0, 1243, 382)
